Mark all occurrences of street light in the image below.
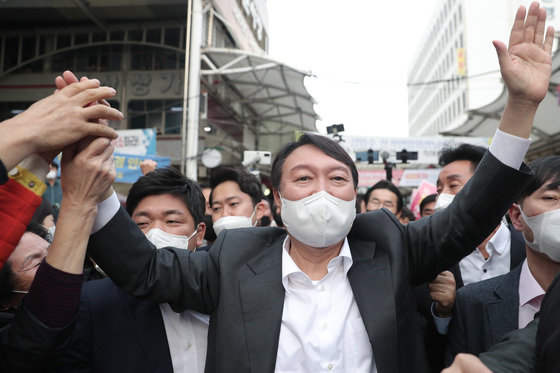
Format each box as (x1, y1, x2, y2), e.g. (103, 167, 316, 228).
(381, 151, 393, 182)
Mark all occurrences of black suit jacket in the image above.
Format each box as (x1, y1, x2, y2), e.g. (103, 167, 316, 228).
(446, 264, 523, 363)
(88, 152, 532, 373)
(50, 278, 173, 373)
(537, 271, 560, 372)
(1, 304, 75, 373)
(414, 205, 526, 372)
(471, 274, 560, 373)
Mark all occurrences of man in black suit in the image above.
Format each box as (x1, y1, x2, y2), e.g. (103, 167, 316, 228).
(85, 4, 553, 372)
(444, 272, 560, 373)
(415, 144, 527, 372)
(52, 167, 208, 373)
(446, 155, 560, 363)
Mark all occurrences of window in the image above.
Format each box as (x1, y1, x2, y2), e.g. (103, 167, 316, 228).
(128, 99, 183, 134)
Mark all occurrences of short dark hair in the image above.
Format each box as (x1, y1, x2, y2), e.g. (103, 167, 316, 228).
(399, 206, 416, 222)
(30, 200, 55, 227)
(364, 180, 404, 213)
(26, 222, 50, 242)
(209, 166, 263, 206)
(519, 156, 560, 204)
(0, 224, 49, 307)
(126, 167, 205, 225)
(420, 193, 437, 215)
(438, 143, 486, 170)
(271, 133, 358, 190)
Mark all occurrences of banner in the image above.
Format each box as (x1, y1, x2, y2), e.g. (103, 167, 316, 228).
(112, 129, 157, 156)
(114, 153, 170, 183)
(409, 180, 438, 219)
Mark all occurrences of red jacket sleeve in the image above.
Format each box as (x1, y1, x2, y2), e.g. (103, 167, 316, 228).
(0, 179, 42, 269)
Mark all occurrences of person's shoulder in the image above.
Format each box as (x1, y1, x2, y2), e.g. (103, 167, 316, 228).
(221, 226, 287, 244)
(349, 210, 402, 242)
(457, 272, 513, 302)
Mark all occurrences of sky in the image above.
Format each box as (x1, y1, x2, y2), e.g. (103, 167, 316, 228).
(266, 0, 440, 138)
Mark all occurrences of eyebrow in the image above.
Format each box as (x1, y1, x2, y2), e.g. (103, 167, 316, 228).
(289, 164, 350, 174)
(212, 195, 243, 205)
(444, 173, 466, 181)
(21, 251, 45, 269)
(544, 181, 560, 191)
(133, 209, 186, 218)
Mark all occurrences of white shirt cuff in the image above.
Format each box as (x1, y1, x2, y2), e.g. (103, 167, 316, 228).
(18, 154, 50, 182)
(431, 302, 452, 335)
(91, 192, 120, 233)
(488, 129, 531, 170)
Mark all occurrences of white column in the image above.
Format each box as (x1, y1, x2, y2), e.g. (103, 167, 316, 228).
(185, 0, 203, 180)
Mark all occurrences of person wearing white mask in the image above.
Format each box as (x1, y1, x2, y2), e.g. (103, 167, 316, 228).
(436, 143, 527, 289)
(54, 167, 209, 373)
(209, 166, 265, 236)
(446, 155, 560, 365)
(85, 6, 555, 371)
(415, 145, 529, 372)
(44, 162, 62, 213)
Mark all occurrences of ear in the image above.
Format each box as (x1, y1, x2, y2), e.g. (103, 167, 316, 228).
(253, 201, 265, 224)
(273, 188, 281, 215)
(508, 204, 524, 231)
(195, 222, 206, 247)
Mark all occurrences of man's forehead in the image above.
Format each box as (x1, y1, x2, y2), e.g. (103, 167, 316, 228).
(370, 188, 398, 202)
(134, 193, 190, 215)
(439, 160, 475, 178)
(283, 146, 350, 171)
(14, 232, 49, 254)
(212, 181, 250, 202)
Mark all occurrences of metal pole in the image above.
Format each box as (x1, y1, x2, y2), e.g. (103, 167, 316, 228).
(180, 0, 193, 175)
(185, 0, 203, 180)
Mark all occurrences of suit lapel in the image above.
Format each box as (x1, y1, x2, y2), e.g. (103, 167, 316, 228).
(347, 237, 398, 373)
(125, 292, 174, 372)
(486, 266, 522, 345)
(239, 239, 285, 373)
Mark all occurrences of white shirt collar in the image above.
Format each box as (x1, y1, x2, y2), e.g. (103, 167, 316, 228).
(519, 259, 546, 307)
(486, 221, 511, 255)
(281, 236, 353, 291)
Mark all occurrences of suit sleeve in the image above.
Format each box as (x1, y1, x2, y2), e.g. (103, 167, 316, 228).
(445, 293, 468, 366)
(87, 207, 221, 314)
(48, 288, 94, 373)
(536, 273, 560, 373)
(478, 318, 539, 373)
(406, 151, 532, 284)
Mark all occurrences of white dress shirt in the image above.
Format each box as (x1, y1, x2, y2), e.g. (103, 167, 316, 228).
(275, 237, 375, 373)
(159, 304, 209, 373)
(459, 221, 511, 286)
(518, 259, 545, 328)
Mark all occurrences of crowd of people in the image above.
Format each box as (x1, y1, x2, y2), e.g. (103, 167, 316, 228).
(1, 2, 559, 372)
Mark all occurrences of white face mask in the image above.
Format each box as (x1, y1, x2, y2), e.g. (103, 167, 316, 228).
(519, 207, 560, 262)
(213, 214, 255, 237)
(47, 225, 56, 242)
(145, 227, 198, 250)
(46, 170, 57, 180)
(280, 191, 356, 248)
(434, 193, 455, 212)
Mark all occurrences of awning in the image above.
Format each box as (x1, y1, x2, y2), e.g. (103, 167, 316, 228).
(200, 48, 318, 153)
(442, 52, 560, 160)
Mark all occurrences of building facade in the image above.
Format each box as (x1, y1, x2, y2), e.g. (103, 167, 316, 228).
(0, 0, 316, 179)
(407, 0, 560, 137)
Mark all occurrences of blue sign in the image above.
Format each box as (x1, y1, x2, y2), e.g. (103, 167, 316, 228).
(114, 153, 170, 183)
